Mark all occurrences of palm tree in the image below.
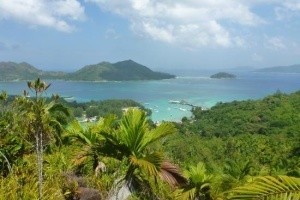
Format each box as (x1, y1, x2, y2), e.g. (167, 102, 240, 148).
(219, 160, 253, 192)
(17, 78, 69, 200)
(175, 162, 213, 200)
(66, 116, 115, 174)
(97, 109, 186, 199)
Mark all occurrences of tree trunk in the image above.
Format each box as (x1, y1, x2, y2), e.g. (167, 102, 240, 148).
(36, 129, 43, 200)
(108, 178, 133, 200)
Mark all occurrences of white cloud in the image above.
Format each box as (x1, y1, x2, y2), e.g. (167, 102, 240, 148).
(87, 0, 265, 48)
(265, 36, 286, 50)
(0, 0, 85, 32)
(140, 22, 175, 43)
(275, 0, 300, 20)
(251, 53, 263, 62)
(282, 0, 300, 11)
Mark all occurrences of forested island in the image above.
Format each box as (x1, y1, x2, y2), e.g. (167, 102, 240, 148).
(0, 79, 299, 199)
(256, 64, 300, 73)
(210, 72, 236, 79)
(0, 60, 175, 81)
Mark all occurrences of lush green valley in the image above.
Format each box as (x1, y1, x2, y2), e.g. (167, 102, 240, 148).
(0, 79, 299, 200)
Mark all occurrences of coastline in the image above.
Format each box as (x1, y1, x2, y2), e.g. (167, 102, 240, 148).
(0, 72, 299, 122)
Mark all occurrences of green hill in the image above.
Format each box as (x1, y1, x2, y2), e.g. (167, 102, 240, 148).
(0, 62, 41, 81)
(256, 64, 300, 73)
(0, 62, 66, 81)
(67, 60, 175, 81)
(181, 90, 300, 137)
(0, 60, 175, 81)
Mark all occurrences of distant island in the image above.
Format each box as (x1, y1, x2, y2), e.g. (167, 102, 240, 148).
(0, 60, 175, 81)
(66, 60, 175, 81)
(256, 64, 300, 73)
(0, 62, 66, 81)
(210, 72, 236, 79)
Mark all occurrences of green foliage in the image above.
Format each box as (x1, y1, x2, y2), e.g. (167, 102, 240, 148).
(0, 95, 30, 176)
(96, 109, 185, 198)
(86, 106, 100, 118)
(0, 80, 299, 200)
(210, 72, 236, 79)
(0, 60, 174, 81)
(185, 91, 300, 137)
(175, 162, 213, 200)
(69, 99, 151, 119)
(67, 60, 175, 81)
(0, 61, 66, 81)
(73, 107, 84, 117)
(227, 175, 300, 200)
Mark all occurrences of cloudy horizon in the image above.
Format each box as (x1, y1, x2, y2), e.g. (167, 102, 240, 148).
(0, 0, 300, 71)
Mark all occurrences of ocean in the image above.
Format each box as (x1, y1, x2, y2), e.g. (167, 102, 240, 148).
(1, 71, 300, 122)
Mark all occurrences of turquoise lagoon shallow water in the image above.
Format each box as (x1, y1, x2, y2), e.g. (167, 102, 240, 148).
(1, 71, 300, 122)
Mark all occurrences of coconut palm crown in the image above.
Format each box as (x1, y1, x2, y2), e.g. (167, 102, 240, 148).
(98, 109, 186, 197)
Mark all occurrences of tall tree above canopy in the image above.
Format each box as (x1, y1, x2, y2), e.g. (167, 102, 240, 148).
(17, 78, 69, 200)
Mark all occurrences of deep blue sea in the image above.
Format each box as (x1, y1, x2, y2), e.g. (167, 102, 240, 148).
(1, 70, 300, 122)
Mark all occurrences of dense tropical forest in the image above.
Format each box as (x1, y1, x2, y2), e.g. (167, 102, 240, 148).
(0, 79, 299, 200)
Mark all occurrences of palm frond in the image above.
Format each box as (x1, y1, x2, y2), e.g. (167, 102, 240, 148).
(99, 130, 130, 159)
(227, 175, 300, 200)
(93, 114, 117, 133)
(119, 109, 148, 154)
(48, 103, 70, 117)
(175, 162, 213, 200)
(224, 160, 253, 181)
(175, 187, 197, 200)
(67, 120, 84, 134)
(72, 148, 89, 166)
(130, 152, 163, 177)
(66, 120, 101, 145)
(185, 162, 213, 186)
(159, 160, 187, 187)
(141, 122, 176, 151)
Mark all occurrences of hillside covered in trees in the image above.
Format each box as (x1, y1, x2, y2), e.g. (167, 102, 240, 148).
(67, 60, 175, 81)
(0, 79, 299, 199)
(210, 72, 236, 79)
(181, 90, 300, 137)
(0, 62, 66, 81)
(0, 60, 175, 81)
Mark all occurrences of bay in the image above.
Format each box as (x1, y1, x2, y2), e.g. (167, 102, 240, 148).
(0, 71, 299, 122)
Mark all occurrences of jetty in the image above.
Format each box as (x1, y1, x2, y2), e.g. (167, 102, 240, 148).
(168, 100, 196, 108)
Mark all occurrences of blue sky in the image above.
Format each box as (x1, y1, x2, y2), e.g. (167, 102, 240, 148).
(0, 0, 300, 71)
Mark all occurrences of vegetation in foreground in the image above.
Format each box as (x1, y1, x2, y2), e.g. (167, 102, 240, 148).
(0, 79, 299, 200)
